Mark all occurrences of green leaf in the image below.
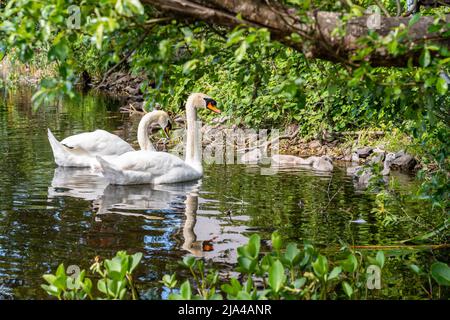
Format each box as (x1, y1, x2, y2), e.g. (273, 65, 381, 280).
(42, 274, 57, 285)
(342, 281, 353, 298)
(55, 264, 66, 278)
(226, 29, 245, 46)
(41, 284, 60, 296)
(293, 277, 306, 289)
(328, 266, 342, 280)
(126, 0, 144, 15)
(115, 0, 124, 14)
(436, 77, 448, 95)
(104, 256, 127, 281)
(95, 23, 104, 50)
(221, 283, 237, 296)
(128, 252, 143, 273)
(430, 262, 450, 286)
(419, 49, 431, 67)
(246, 234, 261, 259)
(162, 274, 177, 288)
(341, 254, 358, 273)
(48, 39, 69, 61)
(182, 256, 196, 268)
(97, 279, 107, 295)
(268, 260, 286, 293)
(312, 255, 328, 278)
(237, 256, 257, 273)
(180, 280, 192, 300)
(183, 59, 198, 75)
(284, 243, 300, 263)
(271, 231, 282, 251)
(376, 251, 385, 269)
(83, 278, 93, 294)
(235, 41, 248, 62)
(408, 264, 422, 275)
(236, 291, 252, 300)
(168, 293, 184, 300)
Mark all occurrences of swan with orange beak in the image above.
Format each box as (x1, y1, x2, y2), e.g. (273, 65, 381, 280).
(97, 93, 221, 185)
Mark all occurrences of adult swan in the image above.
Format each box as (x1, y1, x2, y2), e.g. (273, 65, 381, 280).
(97, 93, 220, 185)
(47, 110, 172, 168)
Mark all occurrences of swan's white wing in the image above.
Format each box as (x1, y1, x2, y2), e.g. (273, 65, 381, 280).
(98, 150, 202, 185)
(61, 129, 134, 156)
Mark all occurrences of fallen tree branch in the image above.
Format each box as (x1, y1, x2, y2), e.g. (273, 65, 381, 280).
(143, 0, 450, 67)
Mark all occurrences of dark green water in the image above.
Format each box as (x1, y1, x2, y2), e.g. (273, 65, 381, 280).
(0, 86, 446, 299)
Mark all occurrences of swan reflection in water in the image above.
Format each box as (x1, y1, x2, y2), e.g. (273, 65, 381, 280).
(47, 167, 247, 260)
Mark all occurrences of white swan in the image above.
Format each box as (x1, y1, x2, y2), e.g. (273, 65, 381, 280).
(271, 154, 313, 165)
(310, 155, 334, 172)
(47, 110, 171, 168)
(96, 93, 220, 185)
(271, 154, 334, 171)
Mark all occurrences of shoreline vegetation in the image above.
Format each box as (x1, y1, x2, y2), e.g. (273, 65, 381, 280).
(0, 56, 425, 176)
(0, 0, 448, 300)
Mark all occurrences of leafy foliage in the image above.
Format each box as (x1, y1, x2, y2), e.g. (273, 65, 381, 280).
(0, 1, 448, 240)
(42, 251, 142, 300)
(163, 232, 449, 300)
(164, 233, 374, 300)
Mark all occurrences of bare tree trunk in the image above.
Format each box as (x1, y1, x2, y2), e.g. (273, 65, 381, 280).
(143, 0, 450, 67)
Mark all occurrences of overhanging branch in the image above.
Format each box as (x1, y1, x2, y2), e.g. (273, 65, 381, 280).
(143, 0, 450, 67)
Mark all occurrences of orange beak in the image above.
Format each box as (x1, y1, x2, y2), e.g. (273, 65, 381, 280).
(207, 102, 221, 114)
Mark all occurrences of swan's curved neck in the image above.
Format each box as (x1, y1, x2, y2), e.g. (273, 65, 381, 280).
(185, 97, 202, 173)
(137, 112, 159, 151)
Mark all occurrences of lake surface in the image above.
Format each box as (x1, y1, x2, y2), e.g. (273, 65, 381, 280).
(0, 86, 445, 299)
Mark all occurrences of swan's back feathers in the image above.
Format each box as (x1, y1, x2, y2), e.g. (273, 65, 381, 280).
(61, 129, 133, 156)
(48, 128, 134, 167)
(97, 150, 202, 185)
(96, 156, 131, 185)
